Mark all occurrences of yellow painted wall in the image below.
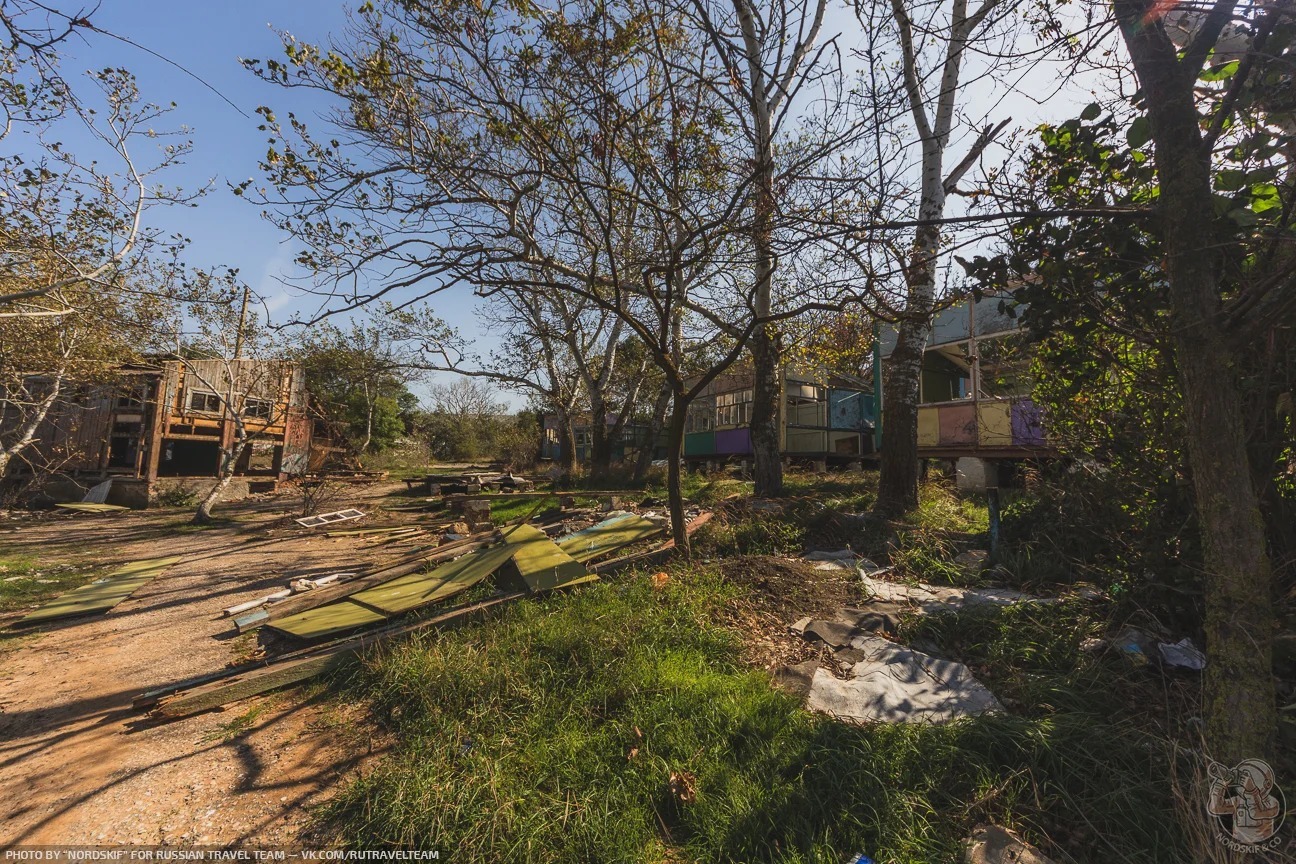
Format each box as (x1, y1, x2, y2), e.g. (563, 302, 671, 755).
(977, 401, 1013, 446)
(917, 407, 940, 446)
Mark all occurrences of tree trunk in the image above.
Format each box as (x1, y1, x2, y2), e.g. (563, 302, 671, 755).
(875, 223, 939, 517)
(193, 445, 241, 525)
(588, 394, 612, 479)
(634, 383, 672, 483)
(1118, 5, 1276, 764)
(558, 413, 576, 487)
(665, 393, 691, 558)
(750, 326, 782, 495)
(0, 374, 63, 478)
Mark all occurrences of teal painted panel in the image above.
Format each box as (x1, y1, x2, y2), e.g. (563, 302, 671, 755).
(684, 431, 715, 456)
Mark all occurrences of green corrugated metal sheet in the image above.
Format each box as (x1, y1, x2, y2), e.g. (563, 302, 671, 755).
(684, 431, 715, 456)
(557, 514, 663, 563)
(266, 599, 387, 641)
(502, 524, 593, 592)
(348, 543, 518, 614)
(19, 556, 184, 624)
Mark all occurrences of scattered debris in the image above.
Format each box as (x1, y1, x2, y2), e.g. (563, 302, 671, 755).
(294, 508, 365, 528)
(651, 572, 670, 589)
(82, 479, 113, 504)
(804, 634, 1002, 724)
(221, 590, 293, 618)
(963, 825, 1056, 864)
(861, 574, 1050, 616)
(1158, 637, 1207, 670)
(803, 549, 859, 562)
(15, 556, 184, 625)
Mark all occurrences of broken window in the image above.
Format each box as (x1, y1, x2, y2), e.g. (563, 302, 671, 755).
(188, 391, 223, 414)
(243, 398, 272, 419)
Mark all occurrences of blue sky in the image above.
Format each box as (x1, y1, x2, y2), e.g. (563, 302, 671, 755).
(36, 0, 1100, 409)
(46, 0, 505, 403)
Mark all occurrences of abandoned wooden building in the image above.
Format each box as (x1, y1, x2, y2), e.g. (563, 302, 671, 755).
(3, 358, 314, 504)
(877, 290, 1052, 489)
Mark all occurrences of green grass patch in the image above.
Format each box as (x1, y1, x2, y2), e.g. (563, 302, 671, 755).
(321, 569, 1182, 862)
(783, 470, 878, 512)
(0, 554, 105, 615)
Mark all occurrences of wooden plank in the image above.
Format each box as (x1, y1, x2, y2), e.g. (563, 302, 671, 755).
(265, 599, 388, 641)
(18, 556, 184, 624)
(557, 514, 664, 563)
(324, 525, 419, 537)
(441, 489, 642, 502)
(348, 542, 518, 614)
(55, 503, 130, 514)
(153, 592, 527, 719)
(501, 524, 590, 592)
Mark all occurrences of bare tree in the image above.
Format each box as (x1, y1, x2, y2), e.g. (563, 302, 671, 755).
(167, 275, 299, 524)
(246, 0, 877, 552)
(855, 0, 1016, 516)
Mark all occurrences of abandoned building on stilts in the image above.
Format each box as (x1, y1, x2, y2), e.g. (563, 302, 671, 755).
(540, 291, 1052, 487)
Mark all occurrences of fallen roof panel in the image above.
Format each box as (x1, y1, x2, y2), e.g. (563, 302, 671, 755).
(503, 524, 593, 591)
(18, 556, 185, 624)
(557, 514, 664, 563)
(266, 599, 388, 641)
(348, 542, 518, 615)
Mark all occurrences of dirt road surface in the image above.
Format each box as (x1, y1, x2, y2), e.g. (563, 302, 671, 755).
(0, 484, 415, 845)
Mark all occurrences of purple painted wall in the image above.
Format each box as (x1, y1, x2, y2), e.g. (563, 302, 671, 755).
(714, 427, 753, 455)
(1011, 399, 1046, 446)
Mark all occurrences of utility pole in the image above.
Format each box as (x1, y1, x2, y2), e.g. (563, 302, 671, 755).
(234, 284, 250, 358)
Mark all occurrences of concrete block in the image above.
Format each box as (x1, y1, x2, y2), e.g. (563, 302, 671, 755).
(955, 457, 999, 492)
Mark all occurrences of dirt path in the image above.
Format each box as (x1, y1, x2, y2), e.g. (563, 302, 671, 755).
(0, 484, 415, 845)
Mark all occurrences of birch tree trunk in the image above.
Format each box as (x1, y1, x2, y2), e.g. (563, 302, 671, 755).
(193, 433, 244, 525)
(0, 373, 63, 477)
(875, 0, 995, 516)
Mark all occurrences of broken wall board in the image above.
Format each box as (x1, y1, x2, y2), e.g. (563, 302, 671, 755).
(255, 529, 500, 626)
(557, 514, 664, 563)
(348, 542, 519, 615)
(502, 524, 593, 591)
(265, 599, 388, 641)
(18, 556, 185, 624)
(55, 503, 130, 514)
